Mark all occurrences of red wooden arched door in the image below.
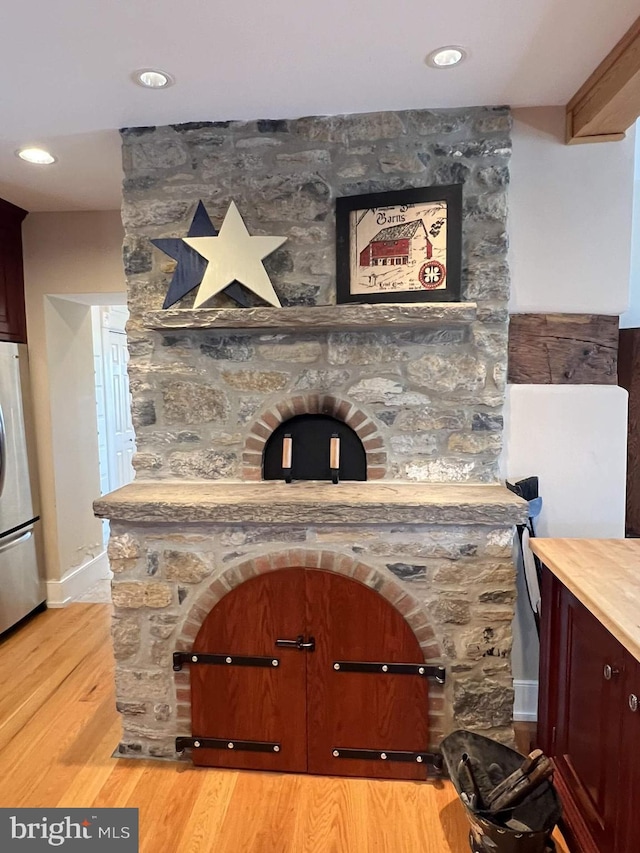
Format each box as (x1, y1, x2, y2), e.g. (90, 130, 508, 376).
(190, 568, 429, 780)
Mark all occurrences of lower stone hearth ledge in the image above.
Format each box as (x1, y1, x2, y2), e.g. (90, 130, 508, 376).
(94, 481, 528, 525)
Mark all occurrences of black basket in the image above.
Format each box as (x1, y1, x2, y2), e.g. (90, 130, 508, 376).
(441, 731, 562, 853)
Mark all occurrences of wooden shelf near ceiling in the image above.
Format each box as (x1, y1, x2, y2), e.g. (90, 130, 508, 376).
(566, 13, 640, 144)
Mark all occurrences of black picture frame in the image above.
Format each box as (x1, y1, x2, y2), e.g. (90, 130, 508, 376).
(335, 184, 462, 304)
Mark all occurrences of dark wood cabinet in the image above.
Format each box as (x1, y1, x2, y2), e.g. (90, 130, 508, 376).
(616, 654, 640, 852)
(539, 567, 640, 853)
(619, 327, 640, 535)
(0, 197, 28, 343)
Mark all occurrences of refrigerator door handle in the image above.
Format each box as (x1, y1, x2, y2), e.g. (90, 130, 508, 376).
(0, 402, 5, 499)
(0, 528, 33, 554)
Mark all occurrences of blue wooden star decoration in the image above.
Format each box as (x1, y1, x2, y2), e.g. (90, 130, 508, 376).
(151, 201, 249, 309)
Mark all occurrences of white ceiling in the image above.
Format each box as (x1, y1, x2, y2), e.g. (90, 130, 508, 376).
(1, 0, 638, 212)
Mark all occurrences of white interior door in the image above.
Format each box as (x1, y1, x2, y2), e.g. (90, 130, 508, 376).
(93, 346, 110, 498)
(104, 327, 136, 490)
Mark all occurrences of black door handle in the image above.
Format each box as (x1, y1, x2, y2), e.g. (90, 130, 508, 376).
(275, 635, 304, 648)
(275, 635, 315, 652)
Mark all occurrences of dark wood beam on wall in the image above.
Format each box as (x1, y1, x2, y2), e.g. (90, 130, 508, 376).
(508, 314, 619, 384)
(566, 14, 640, 144)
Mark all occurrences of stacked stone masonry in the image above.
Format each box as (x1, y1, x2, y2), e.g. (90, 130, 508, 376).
(121, 106, 512, 484)
(111, 105, 519, 760)
(110, 519, 517, 758)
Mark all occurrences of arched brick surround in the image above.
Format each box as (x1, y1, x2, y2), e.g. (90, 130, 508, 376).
(173, 551, 444, 741)
(241, 394, 388, 481)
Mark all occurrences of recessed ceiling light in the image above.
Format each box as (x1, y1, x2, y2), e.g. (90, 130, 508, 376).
(16, 147, 56, 165)
(426, 46, 467, 68)
(133, 69, 174, 89)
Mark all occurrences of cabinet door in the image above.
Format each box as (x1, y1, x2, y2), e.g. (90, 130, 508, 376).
(191, 569, 309, 772)
(554, 586, 623, 853)
(306, 569, 428, 780)
(189, 568, 430, 780)
(615, 653, 640, 853)
(0, 200, 27, 343)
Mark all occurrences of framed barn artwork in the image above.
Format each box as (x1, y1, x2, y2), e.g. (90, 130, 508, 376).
(335, 185, 462, 304)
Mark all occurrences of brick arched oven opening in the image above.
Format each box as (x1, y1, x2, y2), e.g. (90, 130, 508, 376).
(174, 551, 445, 757)
(263, 414, 367, 482)
(241, 395, 388, 481)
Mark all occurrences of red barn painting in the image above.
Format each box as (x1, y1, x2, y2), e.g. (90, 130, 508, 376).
(359, 220, 432, 267)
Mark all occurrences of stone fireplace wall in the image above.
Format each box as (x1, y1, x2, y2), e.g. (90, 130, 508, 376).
(121, 107, 512, 483)
(111, 106, 520, 761)
(133, 325, 504, 483)
(109, 518, 516, 758)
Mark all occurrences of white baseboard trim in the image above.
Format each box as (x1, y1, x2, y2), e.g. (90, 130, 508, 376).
(513, 679, 539, 722)
(46, 551, 110, 607)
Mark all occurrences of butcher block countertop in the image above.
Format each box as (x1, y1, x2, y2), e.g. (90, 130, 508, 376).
(94, 481, 528, 526)
(530, 538, 640, 663)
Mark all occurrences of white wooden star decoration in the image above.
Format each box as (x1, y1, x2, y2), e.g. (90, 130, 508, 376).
(183, 201, 287, 308)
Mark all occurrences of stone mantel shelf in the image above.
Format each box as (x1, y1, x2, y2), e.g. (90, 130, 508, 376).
(143, 302, 477, 332)
(94, 481, 527, 526)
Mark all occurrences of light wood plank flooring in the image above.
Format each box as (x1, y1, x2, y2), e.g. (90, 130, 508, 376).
(0, 605, 568, 852)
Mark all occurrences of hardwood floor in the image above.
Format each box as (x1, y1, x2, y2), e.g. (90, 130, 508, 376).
(0, 605, 568, 852)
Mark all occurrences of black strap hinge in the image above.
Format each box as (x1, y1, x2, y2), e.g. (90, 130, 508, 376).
(331, 747, 443, 772)
(176, 737, 281, 754)
(173, 651, 280, 672)
(332, 661, 445, 682)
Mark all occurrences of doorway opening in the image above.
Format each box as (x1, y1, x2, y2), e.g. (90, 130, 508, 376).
(41, 292, 135, 605)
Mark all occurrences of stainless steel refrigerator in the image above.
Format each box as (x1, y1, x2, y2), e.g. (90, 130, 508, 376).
(0, 341, 45, 634)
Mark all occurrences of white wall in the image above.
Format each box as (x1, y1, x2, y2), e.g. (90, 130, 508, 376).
(509, 108, 634, 315)
(22, 211, 126, 587)
(507, 106, 634, 536)
(620, 122, 640, 328)
(504, 386, 628, 538)
(505, 107, 635, 684)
